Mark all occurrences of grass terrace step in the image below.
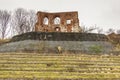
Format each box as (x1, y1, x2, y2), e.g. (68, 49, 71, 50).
(0, 53, 120, 79)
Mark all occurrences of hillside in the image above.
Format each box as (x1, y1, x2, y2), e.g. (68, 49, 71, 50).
(0, 53, 120, 80)
(0, 32, 113, 53)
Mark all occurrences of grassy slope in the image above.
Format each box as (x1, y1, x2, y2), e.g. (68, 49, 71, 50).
(0, 53, 120, 80)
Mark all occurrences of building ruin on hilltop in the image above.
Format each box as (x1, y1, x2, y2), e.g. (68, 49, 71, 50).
(35, 11, 81, 32)
(2, 11, 113, 53)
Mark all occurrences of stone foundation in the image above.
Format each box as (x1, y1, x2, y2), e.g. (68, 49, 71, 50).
(0, 40, 113, 53)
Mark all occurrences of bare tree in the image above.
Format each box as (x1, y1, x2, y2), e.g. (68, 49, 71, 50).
(96, 28, 103, 34)
(106, 28, 115, 34)
(116, 29, 120, 34)
(25, 10, 37, 32)
(0, 10, 11, 39)
(11, 8, 37, 36)
(11, 8, 28, 35)
(81, 24, 98, 33)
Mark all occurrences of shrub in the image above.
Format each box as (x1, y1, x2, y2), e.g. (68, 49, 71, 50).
(89, 45, 103, 53)
(46, 63, 54, 67)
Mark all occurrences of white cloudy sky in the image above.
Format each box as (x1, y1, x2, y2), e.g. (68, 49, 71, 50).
(0, 0, 120, 31)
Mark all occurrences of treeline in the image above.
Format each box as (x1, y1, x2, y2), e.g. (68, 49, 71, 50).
(0, 8, 37, 39)
(81, 25, 120, 35)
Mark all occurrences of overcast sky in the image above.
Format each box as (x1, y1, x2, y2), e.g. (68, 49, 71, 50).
(0, 0, 120, 32)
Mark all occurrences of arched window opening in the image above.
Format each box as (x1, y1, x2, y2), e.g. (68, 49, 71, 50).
(43, 17, 49, 25)
(54, 17, 60, 25)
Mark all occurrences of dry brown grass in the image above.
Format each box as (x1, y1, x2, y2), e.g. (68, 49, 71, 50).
(0, 39, 10, 45)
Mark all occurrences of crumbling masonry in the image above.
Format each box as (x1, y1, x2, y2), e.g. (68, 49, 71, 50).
(35, 11, 81, 32)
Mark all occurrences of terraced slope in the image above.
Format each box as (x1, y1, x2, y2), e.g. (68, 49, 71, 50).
(0, 53, 120, 80)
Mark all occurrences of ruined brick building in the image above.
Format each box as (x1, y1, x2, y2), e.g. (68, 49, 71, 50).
(35, 11, 81, 32)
